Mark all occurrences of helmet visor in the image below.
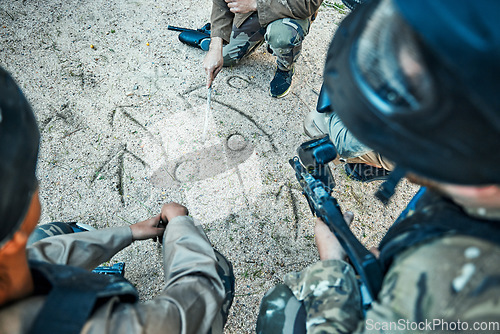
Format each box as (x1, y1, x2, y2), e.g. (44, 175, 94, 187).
(352, 0, 435, 116)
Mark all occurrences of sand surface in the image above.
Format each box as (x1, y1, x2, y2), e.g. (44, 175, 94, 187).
(0, 1, 418, 332)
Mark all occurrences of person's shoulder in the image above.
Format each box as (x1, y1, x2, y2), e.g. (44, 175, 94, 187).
(395, 234, 500, 270)
(378, 235, 500, 322)
(0, 296, 46, 333)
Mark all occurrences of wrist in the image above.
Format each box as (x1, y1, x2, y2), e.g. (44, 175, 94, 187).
(166, 215, 190, 225)
(319, 249, 346, 261)
(209, 37, 224, 51)
(129, 225, 142, 241)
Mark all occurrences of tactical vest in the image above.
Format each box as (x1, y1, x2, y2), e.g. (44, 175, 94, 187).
(27, 260, 138, 334)
(378, 188, 500, 273)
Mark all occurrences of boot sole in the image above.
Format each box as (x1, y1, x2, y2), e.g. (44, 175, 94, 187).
(271, 86, 291, 98)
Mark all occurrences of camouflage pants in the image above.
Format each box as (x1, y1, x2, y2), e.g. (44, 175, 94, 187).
(256, 284, 306, 334)
(223, 13, 311, 71)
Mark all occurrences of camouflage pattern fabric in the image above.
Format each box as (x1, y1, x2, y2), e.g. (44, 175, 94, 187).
(257, 260, 362, 334)
(258, 238, 500, 333)
(223, 13, 266, 66)
(361, 235, 500, 334)
(223, 13, 310, 71)
(284, 260, 362, 333)
(257, 187, 500, 333)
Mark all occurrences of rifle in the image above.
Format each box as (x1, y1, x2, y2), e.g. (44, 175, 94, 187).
(289, 135, 383, 306)
(168, 23, 211, 51)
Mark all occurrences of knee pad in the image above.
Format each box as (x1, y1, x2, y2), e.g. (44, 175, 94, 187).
(266, 19, 306, 50)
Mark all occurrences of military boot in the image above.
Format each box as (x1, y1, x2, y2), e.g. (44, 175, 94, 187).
(270, 67, 294, 98)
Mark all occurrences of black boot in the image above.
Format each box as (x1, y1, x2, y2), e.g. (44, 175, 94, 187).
(270, 67, 294, 98)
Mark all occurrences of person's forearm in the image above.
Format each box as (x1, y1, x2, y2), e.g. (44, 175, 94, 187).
(210, 0, 234, 42)
(26, 226, 132, 270)
(208, 37, 223, 56)
(204, 37, 224, 87)
(160, 216, 225, 333)
(162, 216, 222, 290)
(79, 217, 226, 334)
(285, 260, 363, 334)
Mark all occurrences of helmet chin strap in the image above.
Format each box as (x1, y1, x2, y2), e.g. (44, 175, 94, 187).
(375, 166, 406, 205)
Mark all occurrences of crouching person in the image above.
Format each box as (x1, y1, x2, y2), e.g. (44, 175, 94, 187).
(0, 66, 233, 334)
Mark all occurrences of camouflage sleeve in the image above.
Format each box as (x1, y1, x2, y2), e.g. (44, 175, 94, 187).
(285, 236, 500, 334)
(284, 259, 363, 334)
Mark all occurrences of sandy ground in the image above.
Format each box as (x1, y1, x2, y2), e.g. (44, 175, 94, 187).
(1, 1, 418, 332)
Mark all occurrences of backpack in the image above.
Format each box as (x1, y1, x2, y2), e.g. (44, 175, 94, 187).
(27, 261, 138, 334)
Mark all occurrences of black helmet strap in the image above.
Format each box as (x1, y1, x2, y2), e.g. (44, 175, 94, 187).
(375, 166, 405, 205)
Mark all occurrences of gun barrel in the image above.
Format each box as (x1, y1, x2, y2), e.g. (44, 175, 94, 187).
(167, 25, 189, 32)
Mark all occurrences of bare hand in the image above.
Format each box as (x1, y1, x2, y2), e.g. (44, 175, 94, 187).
(130, 215, 165, 241)
(160, 202, 189, 223)
(129, 203, 188, 241)
(314, 211, 354, 260)
(203, 37, 224, 88)
(225, 0, 257, 13)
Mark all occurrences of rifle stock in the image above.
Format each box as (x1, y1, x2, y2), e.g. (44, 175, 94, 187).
(167, 23, 211, 35)
(168, 24, 211, 51)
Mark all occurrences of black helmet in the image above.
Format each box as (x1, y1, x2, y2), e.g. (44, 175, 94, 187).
(324, 0, 500, 185)
(0, 67, 40, 247)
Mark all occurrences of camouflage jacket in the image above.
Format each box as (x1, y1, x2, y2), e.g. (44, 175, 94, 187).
(285, 235, 500, 333)
(0, 216, 225, 334)
(210, 0, 322, 43)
